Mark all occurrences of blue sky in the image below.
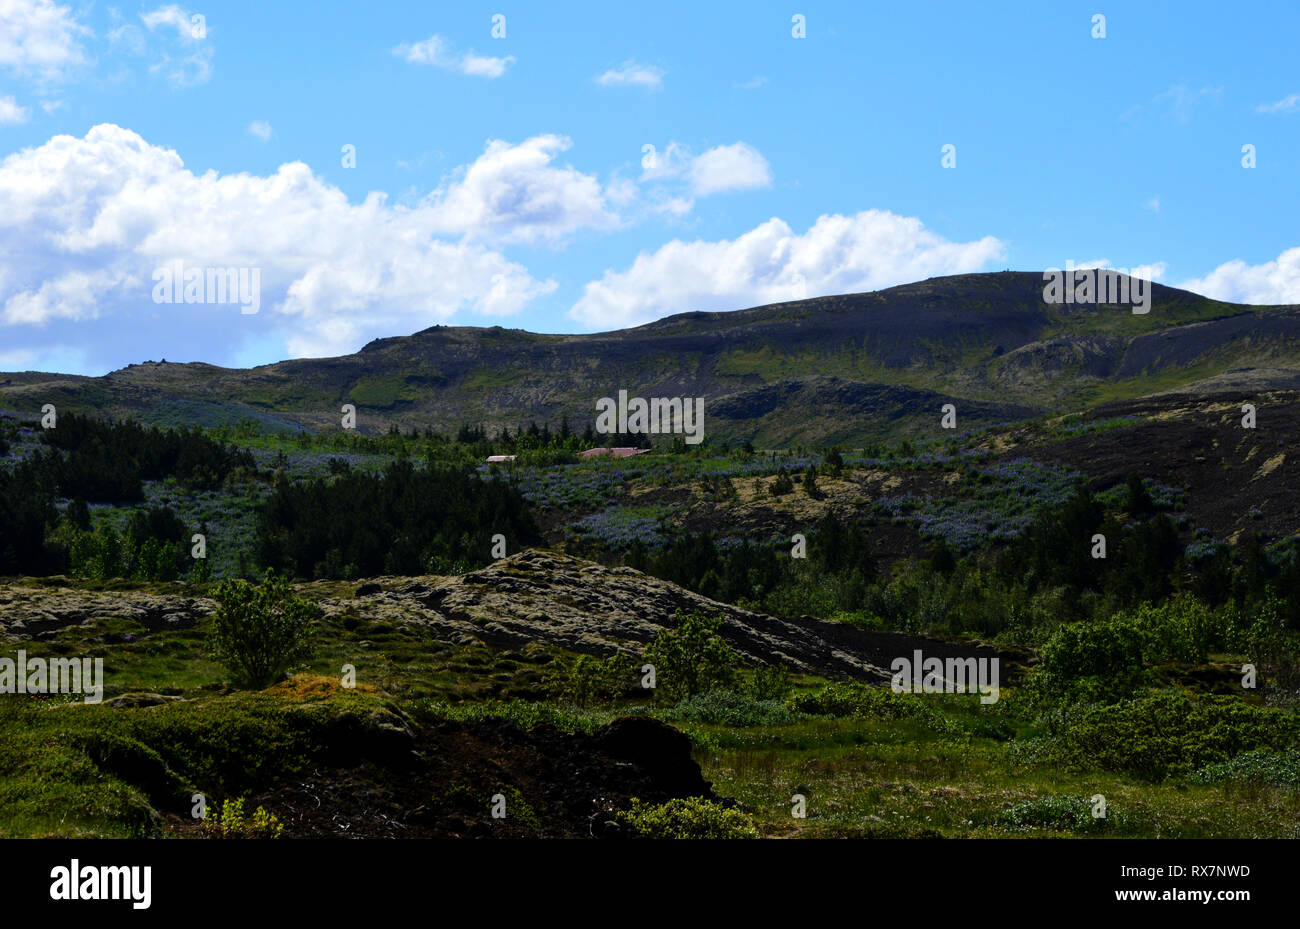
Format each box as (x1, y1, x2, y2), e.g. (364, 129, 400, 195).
(1, 0, 1299, 375)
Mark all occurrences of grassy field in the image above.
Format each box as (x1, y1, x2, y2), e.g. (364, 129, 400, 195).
(2, 584, 1295, 838)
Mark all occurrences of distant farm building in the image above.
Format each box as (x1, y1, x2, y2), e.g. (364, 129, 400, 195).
(486, 455, 517, 463)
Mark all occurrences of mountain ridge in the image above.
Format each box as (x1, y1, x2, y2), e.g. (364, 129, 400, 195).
(3, 271, 1297, 445)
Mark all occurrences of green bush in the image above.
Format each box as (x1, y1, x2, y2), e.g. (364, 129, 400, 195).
(1019, 693, 1300, 781)
(643, 612, 739, 701)
(788, 681, 932, 720)
(207, 570, 320, 688)
(1031, 615, 1153, 703)
(1192, 749, 1300, 788)
(543, 653, 640, 707)
(414, 698, 607, 735)
(996, 795, 1116, 834)
(200, 796, 283, 839)
(668, 690, 797, 726)
(1117, 595, 1223, 663)
(613, 797, 758, 839)
(746, 663, 793, 701)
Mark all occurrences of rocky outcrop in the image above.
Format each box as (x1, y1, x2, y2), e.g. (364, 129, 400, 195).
(0, 583, 212, 642)
(320, 549, 1001, 682)
(0, 551, 1004, 683)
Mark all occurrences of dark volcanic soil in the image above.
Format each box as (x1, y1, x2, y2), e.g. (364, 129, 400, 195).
(171, 715, 717, 839)
(1012, 390, 1299, 545)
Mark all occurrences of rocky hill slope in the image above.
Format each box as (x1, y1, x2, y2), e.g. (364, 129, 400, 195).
(3, 271, 1298, 445)
(1, 550, 1005, 682)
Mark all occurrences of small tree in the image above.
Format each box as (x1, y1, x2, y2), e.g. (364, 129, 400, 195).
(1125, 473, 1154, 516)
(823, 448, 844, 477)
(801, 465, 821, 498)
(770, 470, 794, 496)
(643, 611, 739, 701)
(208, 569, 319, 688)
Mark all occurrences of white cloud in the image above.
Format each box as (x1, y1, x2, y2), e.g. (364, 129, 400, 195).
(419, 134, 619, 245)
(639, 141, 772, 198)
(653, 196, 693, 217)
(140, 4, 212, 86)
(735, 76, 766, 89)
(248, 120, 272, 141)
(1071, 258, 1167, 282)
(1256, 93, 1300, 115)
(595, 60, 664, 90)
(393, 34, 514, 78)
(604, 176, 639, 207)
(140, 4, 197, 40)
(1143, 196, 1160, 213)
(0, 94, 29, 125)
(107, 21, 145, 54)
(569, 210, 1007, 329)
(1154, 83, 1222, 123)
(688, 142, 772, 196)
(639, 141, 690, 182)
(0, 0, 89, 81)
(0, 124, 559, 366)
(1179, 248, 1300, 305)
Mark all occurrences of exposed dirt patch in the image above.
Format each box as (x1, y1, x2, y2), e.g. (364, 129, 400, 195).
(169, 715, 717, 838)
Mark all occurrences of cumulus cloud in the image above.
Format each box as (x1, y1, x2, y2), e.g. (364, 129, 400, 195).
(0, 124, 560, 369)
(248, 120, 272, 141)
(595, 60, 664, 90)
(569, 210, 1006, 329)
(639, 140, 772, 200)
(0, 94, 29, 125)
(688, 142, 772, 195)
(1071, 258, 1167, 281)
(0, 0, 89, 81)
(393, 34, 513, 78)
(419, 134, 619, 244)
(1179, 248, 1300, 305)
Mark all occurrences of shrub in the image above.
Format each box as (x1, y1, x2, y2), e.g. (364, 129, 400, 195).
(746, 663, 793, 701)
(801, 466, 821, 497)
(996, 795, 1116, 834)
(207, 570, 320, 688)
(1018, 693, 1300, 780)
(643, 612, 739, 701)
(200, 796, 283, 839)
(668, 690, 796, 726)
(613, 797, 758, 839)
(1031, 615, 1153, 703)
(1191, 749, 1300, 788)
(787, 681, 943, 726)
(543, 653, 640, 707)
(1117, 595, 1222, 663)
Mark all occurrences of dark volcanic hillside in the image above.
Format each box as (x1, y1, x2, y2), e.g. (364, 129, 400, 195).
(3, 271, 1298, 445)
